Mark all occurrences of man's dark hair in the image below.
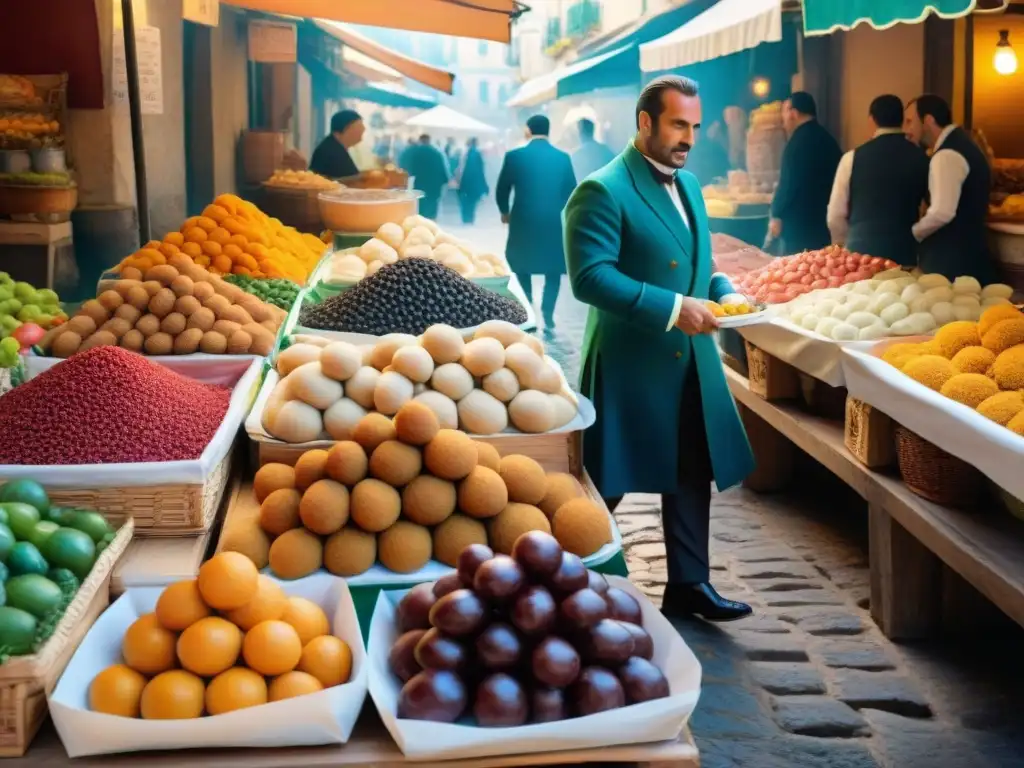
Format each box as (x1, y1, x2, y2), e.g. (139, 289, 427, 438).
(418, 134, 431, 143)
(526, 114, 550, 136)
(914, 94, 952, 127)
(330, 109, 362, 134)
(788, 91, 817, 119)
(635, 75, 699, 129)
(578, 118, 595, 139)
(869, 95, 904, 129)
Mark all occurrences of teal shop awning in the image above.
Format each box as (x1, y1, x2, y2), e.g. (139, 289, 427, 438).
(506, 45, 630, 107)
(348, 83, 437, 109)
(803, 0, 1008, 36)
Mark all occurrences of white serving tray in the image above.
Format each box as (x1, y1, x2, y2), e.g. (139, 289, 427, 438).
(49, 572, 368, 757)
(367, 576, 702, 762)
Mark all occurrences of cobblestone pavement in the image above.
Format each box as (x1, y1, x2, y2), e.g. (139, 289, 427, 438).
(445, 212, 1024, 767)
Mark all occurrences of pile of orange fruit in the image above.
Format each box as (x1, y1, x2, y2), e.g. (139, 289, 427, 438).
(0, 112, 60, 138)
(118, 194, 327, 285)
(88, 552, 353, 720)
(705, 300, 757, 318)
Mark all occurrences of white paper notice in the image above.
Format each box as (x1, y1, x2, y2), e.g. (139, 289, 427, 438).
(112, 25, 164, 115)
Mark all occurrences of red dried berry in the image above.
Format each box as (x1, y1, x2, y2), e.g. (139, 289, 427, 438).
(0, 346, 232, 465)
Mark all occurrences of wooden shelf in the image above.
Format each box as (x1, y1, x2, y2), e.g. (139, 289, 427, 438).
(726, 367, 1024, 634)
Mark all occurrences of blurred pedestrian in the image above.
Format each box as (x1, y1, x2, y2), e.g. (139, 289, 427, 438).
(399, 134, 452, 220)
(571, 118, 615, 181)
(457, 137, 488, 224)
(496, 115, 577, 329)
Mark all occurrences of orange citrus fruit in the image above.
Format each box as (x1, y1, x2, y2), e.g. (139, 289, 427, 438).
(227, 234, 249, 249)
(213, 254, 232, 273)
(208, 227, 232, 246)
(122, 613, 177, 675)
(177, 617, 242, 677)
(184, 226, 208, 244)
(223, 243, 244, 260)
(225, 574, 287, 631)
(155, 579, 211, 631)
(181, 241, 203, 258)
(140, 670, 205, 720)
(268, 671, 323, 702)
(243, 620, 302, 676)
(298, 635, 352, 688)
(279, 597, 330, 646)
(89, 664, 147, 717)
(203, 204, 229, 223)
(197, 551, 259, 610)
(164, 231, 185, 247)
(202, 240, 223, 259)
(205, 667, 268, 715)
(196, 216, 218, 233)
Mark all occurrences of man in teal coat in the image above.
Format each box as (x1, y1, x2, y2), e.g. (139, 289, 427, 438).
(564, 75, 756, 621)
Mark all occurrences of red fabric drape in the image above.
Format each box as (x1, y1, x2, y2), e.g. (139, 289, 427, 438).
(0, 0, 104, 109)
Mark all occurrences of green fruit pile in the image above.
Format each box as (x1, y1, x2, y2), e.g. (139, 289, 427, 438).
(0, 479, 117, 659)
(222, 273, 300, 311)
(0, 272, 67, 337)
(0, 337, 17, 369)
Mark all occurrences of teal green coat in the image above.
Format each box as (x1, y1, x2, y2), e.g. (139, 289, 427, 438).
(563, 143, 755, 499)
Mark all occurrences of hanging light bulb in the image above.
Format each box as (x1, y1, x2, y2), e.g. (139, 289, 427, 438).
(994, 29, 1018, 76)
(751, 77, 770, 98)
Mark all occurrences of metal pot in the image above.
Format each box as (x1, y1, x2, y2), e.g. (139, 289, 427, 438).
(0, 150, 31, 174)
(31, 147, 66, 173)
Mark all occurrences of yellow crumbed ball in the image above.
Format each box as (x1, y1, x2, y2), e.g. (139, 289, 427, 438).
(1007, 409, 1024, 437)
(981, 319, 1024, 355)
(915, 340, 942, 356)
(950, 346, 996, 375)
(978, 304, 1022, 337)
(939, 373, 999, 408)
(990, 344, 1024, 391)
(901, 355, 956, 392)
(934, 321, 980, 359)
(881, 343, 921, 368)
(976, 391, 1024, 426)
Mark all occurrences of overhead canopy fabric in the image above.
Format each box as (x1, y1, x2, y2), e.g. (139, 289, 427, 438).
(315, 20, 454, 94)
(404, 105, 498, 134)
(349, 82, 437, 109)
(222, 0, 523, 42)
(343, 48, 402, 84)
(640, 0, 782, 72)
(506, 46, 630, 108)
(578, 0, 719, 62)
(802, 0, 1008, 36)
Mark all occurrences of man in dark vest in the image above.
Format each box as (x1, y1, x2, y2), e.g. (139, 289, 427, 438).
(770, 92, 842, 254)
(904, 95, 997, 282)
(827, 95, 928, 265)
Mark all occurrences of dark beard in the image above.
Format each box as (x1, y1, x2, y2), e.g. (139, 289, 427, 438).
(641, 130, 691, 169)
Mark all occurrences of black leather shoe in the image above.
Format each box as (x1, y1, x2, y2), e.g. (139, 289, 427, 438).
(661, 583, 753, 622)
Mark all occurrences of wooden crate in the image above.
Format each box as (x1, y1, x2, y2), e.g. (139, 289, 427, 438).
(0, 520, 133, 756)
(845, 397, 896, 469)
(258, 431, 583, 476)
(744, 340, 800, 401)
(46, 450, 234, 536)
(110, 532, 212, 597)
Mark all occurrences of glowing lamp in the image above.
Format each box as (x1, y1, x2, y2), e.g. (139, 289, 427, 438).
(995, 29, 1018, 76)
(751, 77, 770, 98)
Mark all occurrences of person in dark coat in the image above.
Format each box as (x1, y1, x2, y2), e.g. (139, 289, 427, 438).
(571, 118, 615, 181)
(399, 134, 452, 220)
(309, 110, 365, 179)
(904, 95, 997, 283)
(456, 137, 488, 225)
(564, 75, 755, 621)
(684, 117, 731, 186)
(496, 115, 577, 328)
(770, 92, 842, 254)
(827, 95, 928, 266)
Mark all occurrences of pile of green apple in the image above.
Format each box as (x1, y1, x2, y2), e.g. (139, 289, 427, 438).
(0, 272, 67, 367)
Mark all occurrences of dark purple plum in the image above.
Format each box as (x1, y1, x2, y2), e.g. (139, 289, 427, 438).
(473, 555, 526, 604)
(581, 619, 634, 665)
(531, 686, 568, 723)
(570, 667, 626, 716)
(547, 551, 588, 597)
(511, 585, 557, 636)
(473, 673, 529, 727)
(586, 570, 610, 595)
(511, 531, 563, 578)
(398, 669, 467, 723)
(604, 588, 643, 625)
(559, 588, 609, 630)
(433, 573, 463, 598)
(617, 657, 670, 704)
(475, 622, 522, 670)
(457, 543, 494, 586)
(531, 636, 581, 688)
(396, 583, 437, 633)
(619, 622, 654, 660)
(429, 589, 487, 637)
(389, 629, 426, 682)
(414, 628, 467, 671)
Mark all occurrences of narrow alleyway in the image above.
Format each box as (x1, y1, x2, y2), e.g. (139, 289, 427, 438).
(442, 208, 1024, 767)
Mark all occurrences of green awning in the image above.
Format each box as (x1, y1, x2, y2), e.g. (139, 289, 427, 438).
(803, 0, 1008, 36)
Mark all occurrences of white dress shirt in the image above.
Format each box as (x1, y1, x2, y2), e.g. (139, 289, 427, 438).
(912, 124, 970, 242)
(826, 128, 905, 244)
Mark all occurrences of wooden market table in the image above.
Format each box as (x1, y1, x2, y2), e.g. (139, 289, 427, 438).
(11, 713, 698, 767)
(727, 367, 1024, 640)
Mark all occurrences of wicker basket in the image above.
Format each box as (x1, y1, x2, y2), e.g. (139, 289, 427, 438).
(894, 427, 985, 508)
(45, 450, 233, 536)
(0, 519, 133, 756)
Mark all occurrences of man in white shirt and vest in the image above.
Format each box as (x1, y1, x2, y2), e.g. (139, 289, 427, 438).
(827, 94, 929, 265)
(563, 75, 755, 622)
(904, 94, 997, 282)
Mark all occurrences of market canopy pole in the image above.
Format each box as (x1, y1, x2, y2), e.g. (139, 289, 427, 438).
(121, 0, 150, 245)
(220, 0, 527, 43)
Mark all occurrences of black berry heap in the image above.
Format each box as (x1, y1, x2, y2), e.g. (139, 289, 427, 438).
(299, 260, 528, 336)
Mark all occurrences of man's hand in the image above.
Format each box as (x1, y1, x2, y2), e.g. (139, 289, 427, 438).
(675, 297, 719, 335)
(500, 214, 510, 225)
(769, 218, 783, 238)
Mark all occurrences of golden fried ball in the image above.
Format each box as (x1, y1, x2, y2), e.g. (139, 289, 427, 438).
(369, 440, 422, 487)
(350, 479, 401, 532)
(293, 449, 329, 491)
(934, 321, 980, 358)
(393, 401, 440, 446)
(402, 475, 457, 526)
(433, 515, 488, 567)
(498, 455, 548, 505)
(902, 355, 955, 392)
(950, 346, 996, 375)
(324, 441, 368, 486)
(457, 466, 508, 519)
(423, 429, 478, 481)
(323, 527, 377, 577)
(259, 488, 302, 537)
(268, 528, 323, 580)
(474, 441, 502, 471)
(253, 463, 296, 503)
(299, 479, 350, 535)
(976, 391, 1024, 426)
(352, 413, 398, 454)
(538, 472, 584, 519)
(379, 521, 432, 574)
(552, 498, 612, 558)
(488, 502, 550, 555)
(939, 373, 999, 409)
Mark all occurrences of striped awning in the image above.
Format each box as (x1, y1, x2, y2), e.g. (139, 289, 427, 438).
(802, 0, 1009, 36)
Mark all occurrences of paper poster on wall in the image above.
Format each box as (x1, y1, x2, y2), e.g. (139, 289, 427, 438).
(112, 25, 164, 115)
(249, 20, 298, 64)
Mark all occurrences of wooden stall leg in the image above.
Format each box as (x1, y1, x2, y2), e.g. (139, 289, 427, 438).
(940, 564, 1013, 636)
(739, 403, 795, 493)
(869, 504, 941, 639)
